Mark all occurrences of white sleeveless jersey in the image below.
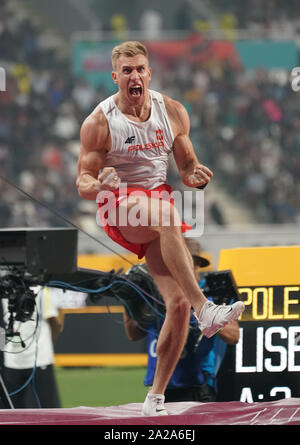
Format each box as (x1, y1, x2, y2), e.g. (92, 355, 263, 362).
(99, 89, 174, 189)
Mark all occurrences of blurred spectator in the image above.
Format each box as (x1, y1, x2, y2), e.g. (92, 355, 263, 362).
(174, 1, 192, 31)
(110, 13, 129, 40)
(140, 9, 163, 39)
(72, 79, 95, 112)
(219, 13, 238, 40)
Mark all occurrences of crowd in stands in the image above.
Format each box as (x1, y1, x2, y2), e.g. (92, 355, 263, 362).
(0, 0, 300, 233)
(212, 0, 300, 34)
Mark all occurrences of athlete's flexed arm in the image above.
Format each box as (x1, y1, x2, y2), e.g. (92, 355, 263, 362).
(164, 96, 213, 188)
(76, 110, 120, 200)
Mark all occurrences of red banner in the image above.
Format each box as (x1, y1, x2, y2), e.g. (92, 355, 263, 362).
(145, 33, 241, 69)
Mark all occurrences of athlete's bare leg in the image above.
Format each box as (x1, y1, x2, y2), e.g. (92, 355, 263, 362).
(144, 237, 191, 395)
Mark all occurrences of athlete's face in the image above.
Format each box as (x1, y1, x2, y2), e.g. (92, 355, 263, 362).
(112, 54, 152, 104)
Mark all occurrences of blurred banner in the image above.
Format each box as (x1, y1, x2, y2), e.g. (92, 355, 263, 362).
(235, 40, 299, 70)
(72, 39, 120, 92)
(144, 33, 241, 68)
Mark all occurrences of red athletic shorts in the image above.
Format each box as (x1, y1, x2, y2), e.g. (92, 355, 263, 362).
(97, 184, 192, 259)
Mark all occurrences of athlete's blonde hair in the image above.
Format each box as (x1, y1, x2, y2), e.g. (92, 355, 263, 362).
(111, 41, 149, 71)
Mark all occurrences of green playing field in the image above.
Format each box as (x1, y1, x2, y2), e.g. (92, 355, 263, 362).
(54, 366, 147, 408)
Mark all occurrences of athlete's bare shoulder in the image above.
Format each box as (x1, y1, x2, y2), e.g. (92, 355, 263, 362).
(80, 105, 110, 151)
(162, 94, 190, 136)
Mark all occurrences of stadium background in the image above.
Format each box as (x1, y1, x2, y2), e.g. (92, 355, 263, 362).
(0, 0, 300, 407)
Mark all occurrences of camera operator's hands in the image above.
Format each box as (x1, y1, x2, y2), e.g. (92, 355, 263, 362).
(123, 310, 146, 341)
(217, 320, 239, 344)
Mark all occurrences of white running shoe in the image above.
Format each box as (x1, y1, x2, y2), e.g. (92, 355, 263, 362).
(194, 300, 245, 338)
(142, 393, 168, 416)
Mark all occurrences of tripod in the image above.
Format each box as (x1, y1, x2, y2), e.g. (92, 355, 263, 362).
(0, 372, 14, 409)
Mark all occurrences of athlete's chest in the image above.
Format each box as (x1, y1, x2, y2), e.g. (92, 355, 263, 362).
(108, 110, 173, 154)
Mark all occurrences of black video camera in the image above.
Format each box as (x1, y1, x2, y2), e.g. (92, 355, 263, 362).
(0, 268, 37, 324)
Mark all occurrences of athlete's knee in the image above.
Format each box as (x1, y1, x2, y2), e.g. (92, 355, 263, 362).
(156, 297, 190, 357)
(166, 295, 191, 323)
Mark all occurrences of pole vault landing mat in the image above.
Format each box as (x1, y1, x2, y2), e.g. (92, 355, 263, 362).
(0, 398, 299, 425)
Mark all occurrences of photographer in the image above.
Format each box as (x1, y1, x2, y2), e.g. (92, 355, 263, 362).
(123, 238, 239, 403)
(1, 286, 62, 408)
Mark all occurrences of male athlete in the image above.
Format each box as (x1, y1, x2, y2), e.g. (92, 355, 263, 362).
(76, 41, 244, 416)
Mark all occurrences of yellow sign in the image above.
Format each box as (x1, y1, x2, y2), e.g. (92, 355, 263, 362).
(238, 286, 300, 321)
(218, 246, 300, 286)
(77, 252, 143, 273)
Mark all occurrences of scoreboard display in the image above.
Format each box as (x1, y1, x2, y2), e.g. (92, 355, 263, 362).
(217, 246, 300, 402)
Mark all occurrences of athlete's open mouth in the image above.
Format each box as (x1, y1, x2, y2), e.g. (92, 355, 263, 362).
(129, 86, 142, 96)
